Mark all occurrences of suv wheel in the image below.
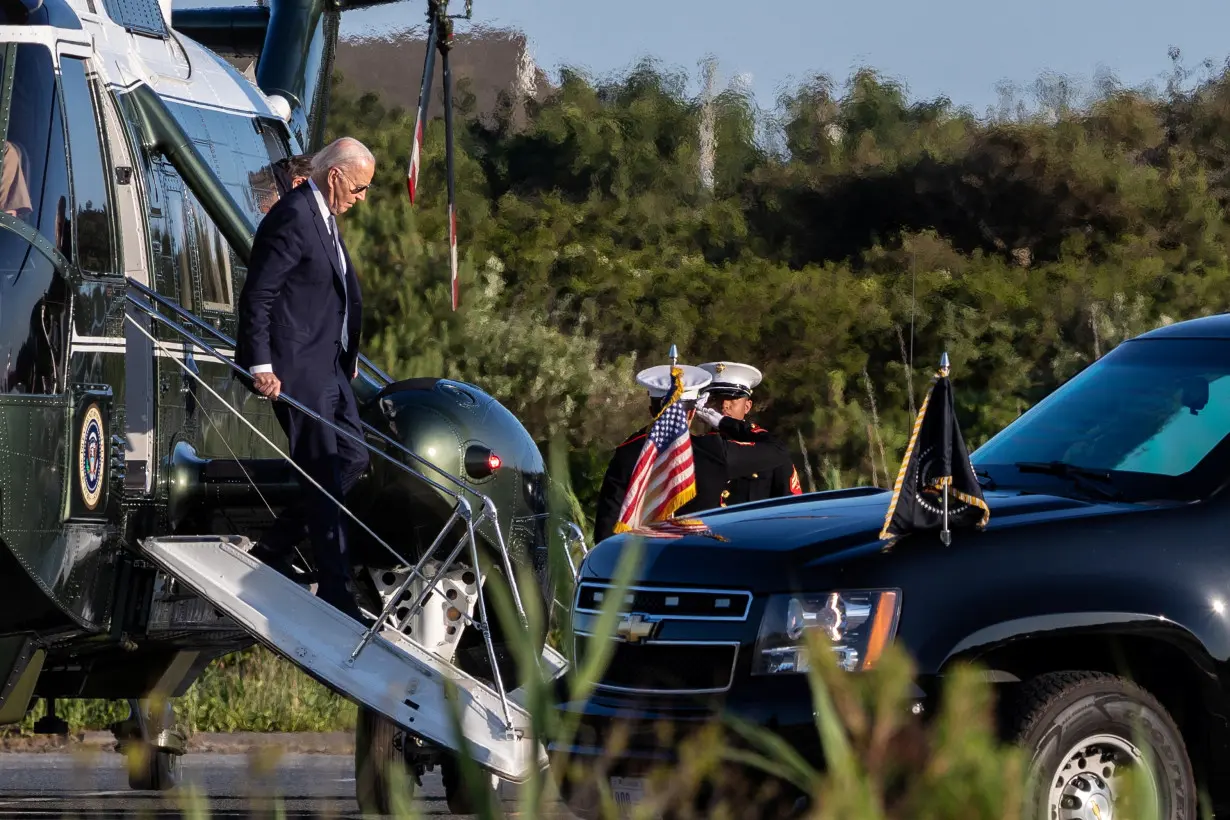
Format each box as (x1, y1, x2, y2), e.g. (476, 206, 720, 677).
(1010, 671, 1196, 820)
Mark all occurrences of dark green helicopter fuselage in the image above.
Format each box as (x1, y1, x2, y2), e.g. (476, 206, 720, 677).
(0, 0, 550, 739)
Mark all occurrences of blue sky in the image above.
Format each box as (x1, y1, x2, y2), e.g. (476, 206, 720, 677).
(336, 0, 1230, 116)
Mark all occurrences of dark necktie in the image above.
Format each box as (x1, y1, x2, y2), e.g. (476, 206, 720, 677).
(328, 214, 348, 351)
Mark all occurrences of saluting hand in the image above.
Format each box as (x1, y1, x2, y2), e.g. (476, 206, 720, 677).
(253, 371, 281, 399)
(696, 405, 724, 427)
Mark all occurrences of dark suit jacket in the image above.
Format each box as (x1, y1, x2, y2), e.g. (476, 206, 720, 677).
(236, 182, 362, 401)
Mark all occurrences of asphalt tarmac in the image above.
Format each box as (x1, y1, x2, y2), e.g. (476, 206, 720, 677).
(0, 752, 573, 818)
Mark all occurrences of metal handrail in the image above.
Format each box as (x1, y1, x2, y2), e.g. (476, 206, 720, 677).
(125, 278, 530, 626)
(125, 294, 525, 728)
(558, 521, 590, 584)
(127, 295, 467, 555)
(125, 278, 393, 386)
(124, 277, 487, 501)
(124, 280, 530, 626)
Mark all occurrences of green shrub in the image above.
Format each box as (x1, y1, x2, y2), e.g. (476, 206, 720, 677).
(6, 647, 355, 736)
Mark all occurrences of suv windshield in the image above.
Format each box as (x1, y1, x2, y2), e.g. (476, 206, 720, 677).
(972, 337, 1230, 499)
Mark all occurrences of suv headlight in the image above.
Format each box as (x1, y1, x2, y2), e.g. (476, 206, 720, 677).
(751, 589, 901, 674)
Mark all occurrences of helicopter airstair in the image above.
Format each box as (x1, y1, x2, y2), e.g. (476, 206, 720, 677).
(123, 280, 575, 783)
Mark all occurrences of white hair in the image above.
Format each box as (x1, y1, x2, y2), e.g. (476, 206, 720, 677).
(311, 137, 375, 175)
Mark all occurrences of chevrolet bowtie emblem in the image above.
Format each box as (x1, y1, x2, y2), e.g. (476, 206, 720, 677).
(616, 613, 657, 643)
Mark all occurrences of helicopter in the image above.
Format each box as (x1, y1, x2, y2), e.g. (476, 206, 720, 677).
(0, 0, 576, 810)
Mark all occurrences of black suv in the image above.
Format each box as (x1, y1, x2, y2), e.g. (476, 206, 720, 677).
(551, 315, 1230, 819)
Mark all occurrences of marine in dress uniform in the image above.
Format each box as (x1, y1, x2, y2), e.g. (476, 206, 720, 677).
(695, 361, 803, 507)
(592, 363, 792, 544)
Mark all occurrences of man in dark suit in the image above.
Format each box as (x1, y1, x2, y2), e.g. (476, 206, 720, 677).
(236, 137, 375, 620)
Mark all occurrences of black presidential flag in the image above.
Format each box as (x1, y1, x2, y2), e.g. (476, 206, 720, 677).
(879, 360, 990, 542)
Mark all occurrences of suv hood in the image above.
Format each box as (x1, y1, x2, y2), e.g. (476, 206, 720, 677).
(579, 486, 1158, 592)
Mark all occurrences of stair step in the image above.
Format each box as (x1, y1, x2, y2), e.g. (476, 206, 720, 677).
(138, 534, 550, 782)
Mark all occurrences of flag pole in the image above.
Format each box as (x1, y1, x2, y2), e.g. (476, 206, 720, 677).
(942, 486, 950, 545)
(940, 351, 951, 546)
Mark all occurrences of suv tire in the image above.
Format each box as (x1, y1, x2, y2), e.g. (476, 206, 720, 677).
(1010, 671, 1196, 820)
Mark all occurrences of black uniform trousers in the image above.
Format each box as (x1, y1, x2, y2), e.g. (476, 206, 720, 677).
(259, 349, 369, 619)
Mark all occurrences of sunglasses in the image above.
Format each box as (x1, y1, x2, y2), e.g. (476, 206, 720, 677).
(332, 167, 371, 195)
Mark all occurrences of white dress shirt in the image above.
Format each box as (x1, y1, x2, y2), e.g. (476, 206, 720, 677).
(251, 179, 347, 375)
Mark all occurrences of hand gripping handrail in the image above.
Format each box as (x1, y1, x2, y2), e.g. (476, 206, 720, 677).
(128, 279, 453, 492)
(124, 292, 526, 730)
(123, 278, 529, 627)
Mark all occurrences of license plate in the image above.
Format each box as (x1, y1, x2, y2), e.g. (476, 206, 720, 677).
(610, 776, 647, 817)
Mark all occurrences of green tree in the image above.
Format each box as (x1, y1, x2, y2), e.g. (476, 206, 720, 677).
(326, 47, 1230, 528)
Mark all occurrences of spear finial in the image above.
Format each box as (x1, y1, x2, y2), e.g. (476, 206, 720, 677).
(669, 344, 678, 367)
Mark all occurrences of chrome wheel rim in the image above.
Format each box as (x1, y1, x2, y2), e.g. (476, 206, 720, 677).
(1045, 733, 1159, 820)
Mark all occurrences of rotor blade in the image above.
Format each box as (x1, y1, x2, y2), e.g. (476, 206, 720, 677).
(406, 3, 440, 205)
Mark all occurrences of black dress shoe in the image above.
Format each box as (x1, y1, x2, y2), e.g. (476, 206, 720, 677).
(249, 543, 309, 586)
(320, 591, 366, 622)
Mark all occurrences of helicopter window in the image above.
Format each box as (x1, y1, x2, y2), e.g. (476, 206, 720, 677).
(0, 227, 69, 395)
(153, 171, 195, 311)
(253, 118, 291, 212)
(187, 193, 233, 310)
(161, 100, 259, 310)
(60, 57, 115, 277)
(258, 120, 290, 167)
(4, 44, 71, 259)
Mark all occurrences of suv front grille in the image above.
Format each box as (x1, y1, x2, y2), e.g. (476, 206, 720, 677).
(575, 583, 751, 620)
(575, 635, 738, 694)
(573, 582, 752, 695)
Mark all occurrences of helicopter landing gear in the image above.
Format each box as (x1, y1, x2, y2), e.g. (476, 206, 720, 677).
(441, 753, 500, 815)
(31, 698, 69, 735)
(354, 705, 422, 815)
(113, 698, 185, 791)
(353, 705, 500, 816)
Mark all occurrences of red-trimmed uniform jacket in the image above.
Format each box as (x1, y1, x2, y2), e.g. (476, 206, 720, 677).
(710, 417, 803, 507)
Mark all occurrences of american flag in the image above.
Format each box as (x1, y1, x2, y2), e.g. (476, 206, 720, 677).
(618, 517, 727, 541)
(613, 369, 697, 533)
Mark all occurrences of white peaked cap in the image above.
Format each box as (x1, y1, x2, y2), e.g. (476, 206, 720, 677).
(698, 361, 763, 398)
(635, 364, 712, 400)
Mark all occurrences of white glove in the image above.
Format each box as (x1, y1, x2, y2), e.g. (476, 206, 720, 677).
(696, 405, 723, 427)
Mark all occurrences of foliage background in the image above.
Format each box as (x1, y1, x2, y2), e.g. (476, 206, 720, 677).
(327, 48, 1230, 535)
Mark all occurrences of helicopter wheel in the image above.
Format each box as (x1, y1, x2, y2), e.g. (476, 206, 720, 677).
(354, 705, 419, 815)
(442, 753, 499, 815)
(122, 699, 183, 791)
(127, 742, 181, 791)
